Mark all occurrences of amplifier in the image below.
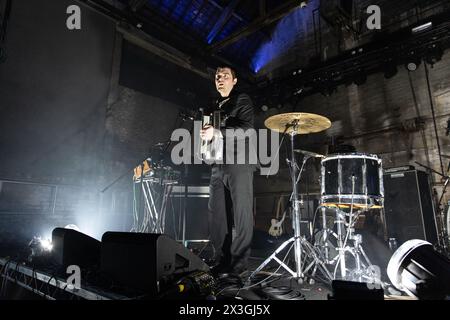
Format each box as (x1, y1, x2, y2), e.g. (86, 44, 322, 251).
(383, 170, 438, 246)
(171, 185, 209, 198)
(165, 185, 210, 241)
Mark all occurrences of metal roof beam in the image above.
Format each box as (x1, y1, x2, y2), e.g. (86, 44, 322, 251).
(207, 0, 242, 44)
(209, 0, 306, 52)
(207, 0, 246, 22)
(117, 23, 211, 80)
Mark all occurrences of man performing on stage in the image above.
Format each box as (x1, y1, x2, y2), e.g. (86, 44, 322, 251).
(200, 66, 256, 276)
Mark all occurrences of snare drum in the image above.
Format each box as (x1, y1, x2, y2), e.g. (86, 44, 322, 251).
(320, 153, 384, 209)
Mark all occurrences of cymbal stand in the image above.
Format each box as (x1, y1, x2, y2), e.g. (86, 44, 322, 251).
(249, 121, 332, 282)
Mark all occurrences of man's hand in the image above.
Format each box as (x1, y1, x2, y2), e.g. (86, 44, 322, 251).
(200, 125, 214, 141)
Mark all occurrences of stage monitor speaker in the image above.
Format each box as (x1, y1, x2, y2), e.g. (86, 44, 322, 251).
(51, 228, 101, 268)
(100, 232, 209, 295)
(383, 169, 438, 246)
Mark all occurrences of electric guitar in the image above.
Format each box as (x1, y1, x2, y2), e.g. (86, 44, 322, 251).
(268, 209, 287, 237)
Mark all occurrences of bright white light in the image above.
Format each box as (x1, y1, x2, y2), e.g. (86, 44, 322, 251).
(64, 224, 81, 232)
(412, 22, 432, 34)
(407, 62, 418, 71)
(39, 238, 53, 251)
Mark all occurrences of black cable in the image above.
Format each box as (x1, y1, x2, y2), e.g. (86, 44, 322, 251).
(14, 259, 20, 284)
(259, 286, 305, 300)
(311, 205, 323, 242)
(0, 259, 10, 297)
(424, 62, 445, 175)
(215, 274, 243, 298)
(46, 273, 56, 298)
(408, 70, 433, 174)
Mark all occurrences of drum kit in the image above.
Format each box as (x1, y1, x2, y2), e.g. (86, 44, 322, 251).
(249, 112, 384, 285)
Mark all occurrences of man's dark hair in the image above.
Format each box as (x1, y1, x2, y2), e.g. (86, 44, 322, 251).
(216, 66, 237, 79)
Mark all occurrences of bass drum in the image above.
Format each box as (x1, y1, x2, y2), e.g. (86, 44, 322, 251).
(320, 153, 384, 209)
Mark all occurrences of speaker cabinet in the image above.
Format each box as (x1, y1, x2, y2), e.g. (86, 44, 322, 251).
(52, 228, 101, 269)
(100, 232, 209, 295)
(383, 170, 438, 246)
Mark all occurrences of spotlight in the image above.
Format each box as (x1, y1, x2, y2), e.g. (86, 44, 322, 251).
(28, 236, 53, 263)
(406, 60, 421, 71)
(39, 238, 53, 251)
(387, 239, 450, 299)
(412, 22, 432, 34)
(293, 87, 304, 96)
(28, 236, 53, 252)
(405, 51, 421, 72)
(261, 105, 269, 112)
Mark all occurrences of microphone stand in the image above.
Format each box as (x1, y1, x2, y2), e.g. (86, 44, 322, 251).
(179, 110, 202, 246)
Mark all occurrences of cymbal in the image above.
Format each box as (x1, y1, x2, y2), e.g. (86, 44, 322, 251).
(264, 112, 331, 134)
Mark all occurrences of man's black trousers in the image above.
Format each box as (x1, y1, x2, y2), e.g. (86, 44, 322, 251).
(208, 164, 254, 270)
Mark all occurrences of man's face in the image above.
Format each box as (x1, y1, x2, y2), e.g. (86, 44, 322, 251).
(215, 68, 237, 97)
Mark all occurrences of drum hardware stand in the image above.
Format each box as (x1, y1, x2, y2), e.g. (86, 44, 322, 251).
(321, 206, 330, 262)
(318, 177, 378, 282)
(249, 121, 332, 283)
(314, 206, 340, 265)
(325, 205, 378, 282)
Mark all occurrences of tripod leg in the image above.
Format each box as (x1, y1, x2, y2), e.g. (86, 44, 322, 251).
(335, 208, 347, 279)
(248, 237, 297, 279)
(321, 207, 330, 261)
(302, 238, 333, 282)
(359, 244, 373, 268)
(141, 182, 154, 232)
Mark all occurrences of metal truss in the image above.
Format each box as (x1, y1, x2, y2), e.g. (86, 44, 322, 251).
(0, 258, 124, 300)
